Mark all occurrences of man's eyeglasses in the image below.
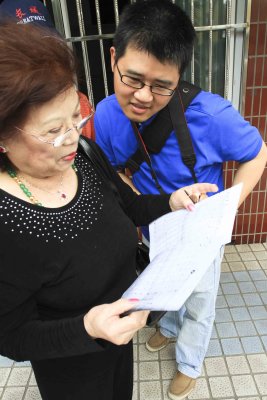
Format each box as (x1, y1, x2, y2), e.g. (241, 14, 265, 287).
(15, 111, 94, 148)
(116, 64, 175, 96)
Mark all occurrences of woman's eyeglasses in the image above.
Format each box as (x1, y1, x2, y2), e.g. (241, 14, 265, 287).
(15, 110, 94, 148)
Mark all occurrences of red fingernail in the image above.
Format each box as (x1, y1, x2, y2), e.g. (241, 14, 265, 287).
(186, 204, 195, 211)
(129, 298, 139, 302)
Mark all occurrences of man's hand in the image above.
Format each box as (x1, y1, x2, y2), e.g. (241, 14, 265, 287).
(118, 172, 141, 195)
(233, 141, 267, 206)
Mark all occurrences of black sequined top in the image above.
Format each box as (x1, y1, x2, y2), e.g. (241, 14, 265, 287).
(0, 150, 171, 361)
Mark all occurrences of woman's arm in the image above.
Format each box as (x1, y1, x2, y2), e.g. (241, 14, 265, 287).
(0, 276, 149, 361)
(110, 165, 218, 225)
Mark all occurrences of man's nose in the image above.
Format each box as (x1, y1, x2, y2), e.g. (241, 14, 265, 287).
(134, 85, 153, 102)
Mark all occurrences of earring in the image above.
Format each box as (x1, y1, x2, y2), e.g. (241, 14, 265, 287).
(0, 144, 8, 153)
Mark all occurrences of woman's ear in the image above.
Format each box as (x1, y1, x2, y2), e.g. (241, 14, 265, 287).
(0, 144, 8, 153)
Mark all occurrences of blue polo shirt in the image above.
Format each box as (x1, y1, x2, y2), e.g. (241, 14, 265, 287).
(95, 90, 262, 197)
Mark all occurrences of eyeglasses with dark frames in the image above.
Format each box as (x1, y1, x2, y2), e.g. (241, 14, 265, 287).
(15, 110, 94, 148)
(116, 64, 175, 96)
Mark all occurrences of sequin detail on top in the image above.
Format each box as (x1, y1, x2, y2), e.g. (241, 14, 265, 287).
(0, 154, 104, 243)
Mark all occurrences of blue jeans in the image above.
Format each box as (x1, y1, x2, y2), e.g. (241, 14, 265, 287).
(159, 247, 224, 378)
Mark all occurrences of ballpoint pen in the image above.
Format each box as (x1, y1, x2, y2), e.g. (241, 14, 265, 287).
(184, 189, 199, 204)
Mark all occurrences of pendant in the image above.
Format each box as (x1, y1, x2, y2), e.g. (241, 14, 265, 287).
(58, 191, 67, 200)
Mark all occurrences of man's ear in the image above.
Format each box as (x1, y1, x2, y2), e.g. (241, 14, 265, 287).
(110, 47, 116, 72)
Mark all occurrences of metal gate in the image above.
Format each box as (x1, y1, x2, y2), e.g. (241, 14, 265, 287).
(48, 0, 251, 112)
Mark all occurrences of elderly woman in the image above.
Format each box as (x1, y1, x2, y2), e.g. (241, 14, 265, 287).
(0, 22, 217, 400)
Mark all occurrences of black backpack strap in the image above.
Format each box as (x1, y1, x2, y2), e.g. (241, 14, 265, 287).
(178, 80, 201, 109)
(173, 81, 201, 183)
(125, 104, 172, 174)
(125, 149, 144, 174)
(130, 122, 165, 195)
(172, 81, 201, 183)
(169, 90, 198, 183)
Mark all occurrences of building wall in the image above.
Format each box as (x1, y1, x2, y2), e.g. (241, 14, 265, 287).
(231, 0, 267, 244)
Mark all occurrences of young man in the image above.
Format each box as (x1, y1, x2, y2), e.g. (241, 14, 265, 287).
(94, 1, 267, 399)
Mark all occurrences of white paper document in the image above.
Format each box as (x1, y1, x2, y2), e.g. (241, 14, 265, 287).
(123, 183, 242, 311)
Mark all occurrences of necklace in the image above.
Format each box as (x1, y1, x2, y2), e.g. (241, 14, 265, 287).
(22, 173, 67, 200)
(7, 167, 43, 206)
(7, 164, 77, 207)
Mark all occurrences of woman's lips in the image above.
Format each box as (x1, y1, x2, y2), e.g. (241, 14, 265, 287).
(62, 152, 77, 161)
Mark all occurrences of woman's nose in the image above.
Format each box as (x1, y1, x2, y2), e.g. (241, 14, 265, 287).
(63, 126, 80, 145)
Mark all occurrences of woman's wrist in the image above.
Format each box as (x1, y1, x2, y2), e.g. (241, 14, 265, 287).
(169, 192, 183, 212)
(83, 313, 96, 339)
(169, 193, 176, 212)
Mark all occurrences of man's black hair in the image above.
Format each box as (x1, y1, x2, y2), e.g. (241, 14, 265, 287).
(113, 0, 195, 75)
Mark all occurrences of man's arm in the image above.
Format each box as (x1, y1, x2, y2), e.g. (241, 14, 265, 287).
(118, 172, 141, 195)
(233, 141, 267, 206)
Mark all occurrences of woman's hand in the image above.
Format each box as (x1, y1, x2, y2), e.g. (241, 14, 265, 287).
(83, 299, 149, 345)
(169, 183, 218, 212)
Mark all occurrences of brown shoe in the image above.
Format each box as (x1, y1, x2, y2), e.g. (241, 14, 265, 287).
(168, 371, 196, 400)
(145, 330, 171, 352)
